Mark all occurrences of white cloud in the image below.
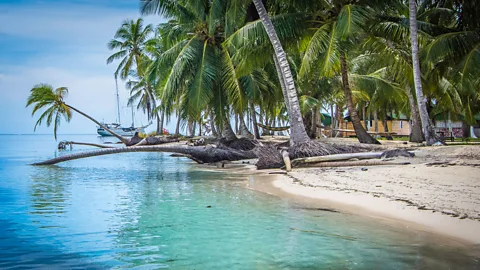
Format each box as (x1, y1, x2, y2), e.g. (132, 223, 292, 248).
(0, 2, 177, 135)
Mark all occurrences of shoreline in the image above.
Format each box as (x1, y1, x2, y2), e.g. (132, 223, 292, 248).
(194, 144, 480, 246)
(248, 173, 480, 245)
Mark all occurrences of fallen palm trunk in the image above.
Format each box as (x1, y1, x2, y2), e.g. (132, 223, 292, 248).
(127, 136, 180, 146)
(58, 141, 115, 149)
(295, 160, 410, 168)
(31, 145, 256, 166)
(66, 141, 115, 149)
(291, 152, 384, 167)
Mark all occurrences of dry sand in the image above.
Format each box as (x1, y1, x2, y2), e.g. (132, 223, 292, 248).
(247, 145, 480, 245)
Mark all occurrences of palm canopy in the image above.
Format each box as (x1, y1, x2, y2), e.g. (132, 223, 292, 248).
(141, 0, 268, 129)
(107, 18, 153, 79)
(26, 84, 72, 140)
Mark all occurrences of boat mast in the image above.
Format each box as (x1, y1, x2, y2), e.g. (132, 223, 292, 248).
(115, 77, 121, 124)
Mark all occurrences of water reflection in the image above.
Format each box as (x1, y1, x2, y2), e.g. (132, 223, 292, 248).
(29, 167, 71, 217)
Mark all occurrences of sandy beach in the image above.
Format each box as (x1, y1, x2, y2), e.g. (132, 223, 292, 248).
(247, 144, 480, 245)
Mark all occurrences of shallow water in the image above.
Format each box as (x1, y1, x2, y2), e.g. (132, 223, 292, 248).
(0, 134, 479, 269)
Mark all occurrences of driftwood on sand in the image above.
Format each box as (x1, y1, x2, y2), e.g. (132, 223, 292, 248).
(291, 152, 384, 167)
(293, 160, 411, 168)
(290, 149, 414, 168)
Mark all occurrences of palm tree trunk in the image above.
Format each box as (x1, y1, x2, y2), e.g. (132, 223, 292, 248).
(409, 0, 436, 145)
(210, 112, 218, 137)
(234, 114, 239, 135)
(239, 112, 253, 138)
(222, 119, 238, 141)
(175, 111, 181, 135)
(339, 53, 380, 144)
(253, 0, 310, 146)
(405, 86, 424, 142)
(362, 105, 367, 130)
(66, 104, 129, 145)
(315, 108, 321, 138)
(374, 110, 379, 133)
(250, 102, 261, 139)
(383, 110, 394, 140)
(159, 110, 164, 134)
(273, 56, 289, 109)
(31, 144, 257, 166)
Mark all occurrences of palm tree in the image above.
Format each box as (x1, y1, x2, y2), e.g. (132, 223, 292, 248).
(251, 0, 310, 146)
(107, 18, 153, 79)
(422, 0, 480, 129)
(297, 1, 384, 144)
(409, 0, 436, 145)
(26, 84, 129, 144)
(140, 0, 247, 141)
(107, 18, 164, 133)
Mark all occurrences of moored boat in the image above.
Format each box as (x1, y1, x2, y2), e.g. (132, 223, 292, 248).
(97, 123, 146, 137)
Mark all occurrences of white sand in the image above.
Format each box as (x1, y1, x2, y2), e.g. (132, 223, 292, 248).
(249, 145, 480, 244)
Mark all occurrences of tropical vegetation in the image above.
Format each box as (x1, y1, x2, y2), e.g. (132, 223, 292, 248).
(29, 0, 480, 148)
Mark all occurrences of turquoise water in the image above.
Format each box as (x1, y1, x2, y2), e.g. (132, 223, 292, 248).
(0, 135, 479, 269)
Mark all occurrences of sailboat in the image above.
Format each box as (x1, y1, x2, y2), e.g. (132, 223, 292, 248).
(97, 78, 149, 137)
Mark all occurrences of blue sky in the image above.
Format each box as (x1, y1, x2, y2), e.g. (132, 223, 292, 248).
(0, 0, 170, 134)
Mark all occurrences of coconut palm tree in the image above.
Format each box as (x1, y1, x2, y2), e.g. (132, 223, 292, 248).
(250, 0, 311, 146)
(296, 0, 393, 144)
(26, 84, 129, 144)
(140, 0, 249, 141)
(409, 0, 437, 145)
(107, 18, 165, 134)
(107, 18, 153, 79)
(422, 0, 480, 128)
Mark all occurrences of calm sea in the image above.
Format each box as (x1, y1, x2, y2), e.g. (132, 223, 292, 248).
(0, 134, 479, 269)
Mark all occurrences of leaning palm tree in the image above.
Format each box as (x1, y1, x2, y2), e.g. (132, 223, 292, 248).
(409, 0, 436, 145)
(26, 84, 129, 144)
(251, 0, 311, 146)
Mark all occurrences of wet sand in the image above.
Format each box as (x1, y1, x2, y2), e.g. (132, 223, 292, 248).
(245, 145, 480, 245)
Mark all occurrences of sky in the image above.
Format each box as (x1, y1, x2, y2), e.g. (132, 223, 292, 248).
(0, 0, 171, 135)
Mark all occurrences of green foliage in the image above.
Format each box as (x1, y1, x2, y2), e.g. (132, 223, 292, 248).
(26, 84, 72, 140)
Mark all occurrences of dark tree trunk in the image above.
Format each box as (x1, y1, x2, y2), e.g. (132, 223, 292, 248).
(462, 121, 471, 139)
(340, 53, 380, 144)
(330, 104, 335, 136)
(191, 121, 196, 136)
(405, 86, 424, 143)
(374, 110, 379, 133)
(250, 102, 261, 139)
(222, 119, 238, 141)
(312, 107, 320, 138)
(304, 110, 315, 139)
(210, 113, 219, 138)
(383, 111, 393, 140)
(175, 111, 181, 136)
(235, 114, 239, 135)
(362, 105, 367, 131)
(239, 113, 253, 138)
